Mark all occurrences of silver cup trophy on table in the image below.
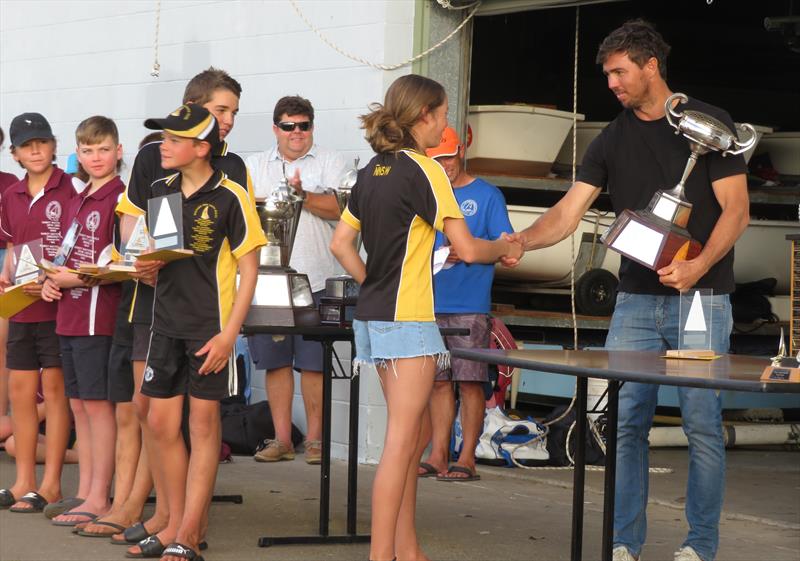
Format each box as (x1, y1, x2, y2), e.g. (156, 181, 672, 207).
(244, 163, 320, 327)
(602, 93, 757, 271)
(320, 158, 361, 326)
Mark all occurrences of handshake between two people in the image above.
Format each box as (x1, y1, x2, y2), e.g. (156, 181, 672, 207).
(442, 231, 525, 269)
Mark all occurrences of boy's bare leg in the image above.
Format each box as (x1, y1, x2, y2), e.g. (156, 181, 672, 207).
(80, 401, 143, 534)
(53, 398, 92, 522)
(146, 394, 187, 550)
(370, 357, 436, 561)
(446, 382, 484, 478)
(6, 369, 40, 505)
(418, 380, 454, 476)
(300, 370, 322, 442)
(265, 366, 295, 446)
(4, 434, 78, 463)
(39, 367, 69, 501)
(162, 396, 220, 560)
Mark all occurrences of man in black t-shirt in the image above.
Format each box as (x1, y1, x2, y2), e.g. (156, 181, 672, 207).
(508, 20, 749, 561)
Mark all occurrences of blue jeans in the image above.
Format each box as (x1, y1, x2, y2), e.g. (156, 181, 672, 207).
(607, 292, 732, 561)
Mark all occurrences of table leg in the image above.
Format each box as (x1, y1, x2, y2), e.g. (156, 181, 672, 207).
(346, 341, 360, 535)
(571, 376, 588, 561)
(601, 380, 620, 561)
(319, 340, 333, 537)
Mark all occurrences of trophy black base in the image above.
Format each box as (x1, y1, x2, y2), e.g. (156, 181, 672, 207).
(603, 209, 702, 271)
(243, 306, 321, 328)
(319, 297, 356, 326)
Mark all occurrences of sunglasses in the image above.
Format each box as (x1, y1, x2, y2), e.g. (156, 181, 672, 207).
(277, 121, 312, 132)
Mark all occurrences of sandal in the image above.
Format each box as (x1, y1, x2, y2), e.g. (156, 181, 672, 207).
(436, 465, 481, 482)
(44, 496, 84, 519)
(161, 542, 204, 561)
(417, 462, 440, 478)
(51, 510, 98, 526)
(0, 488, 16, 508)
(9, 491, 49, 513)
(77, 520, 128, 537)
(126, 535, 165, 559)
(111, 521, 152, 545)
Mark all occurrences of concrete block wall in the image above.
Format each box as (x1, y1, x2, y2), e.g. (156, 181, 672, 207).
(0, 0, 415, 463)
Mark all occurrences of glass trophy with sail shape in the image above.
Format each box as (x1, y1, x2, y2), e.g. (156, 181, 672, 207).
(0, 239, 44, 318)
(138, 193, 193, 263)
(602, 93, 757, 270)
(666, 289, 718, 360)
(760, 328, 800, 382)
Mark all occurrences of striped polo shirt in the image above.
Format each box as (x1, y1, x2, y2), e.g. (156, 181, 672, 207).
(340, 149, 462, 322)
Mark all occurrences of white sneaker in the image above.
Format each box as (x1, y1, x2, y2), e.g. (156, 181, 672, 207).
(674, 546, 703, 561)
(613, 546, 639, 561)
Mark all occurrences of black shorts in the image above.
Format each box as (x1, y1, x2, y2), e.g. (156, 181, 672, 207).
(108, 342, 134, 403)
(7, 321, 61, 371)
(132, 324, 151, 362)
(141, 332, 236, 400)
(61, 335, 113, 400)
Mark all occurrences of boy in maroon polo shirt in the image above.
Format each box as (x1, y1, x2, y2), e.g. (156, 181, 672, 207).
(0, 126, 19, 426)
(0, 113, 74, 513)
(42, 116, 125, 526)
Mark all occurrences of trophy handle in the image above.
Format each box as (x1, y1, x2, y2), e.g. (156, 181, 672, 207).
(665, 92, 689, 131)
(724, 123, 758, 156)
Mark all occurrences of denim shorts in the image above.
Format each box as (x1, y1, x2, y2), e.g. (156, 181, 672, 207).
(352, 319, 448, 376)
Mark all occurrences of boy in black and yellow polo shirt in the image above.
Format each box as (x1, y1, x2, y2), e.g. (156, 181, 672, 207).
(122, 104, 264, 561)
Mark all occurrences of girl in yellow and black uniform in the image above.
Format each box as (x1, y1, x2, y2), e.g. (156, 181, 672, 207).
(330, 74, 522, 561)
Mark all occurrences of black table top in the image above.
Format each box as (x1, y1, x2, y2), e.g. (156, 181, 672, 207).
(452, 348, 800, 394)
(242, 324, 469, 340)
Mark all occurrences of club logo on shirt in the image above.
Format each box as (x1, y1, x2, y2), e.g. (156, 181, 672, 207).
(45, 201, 62, 222)
(190, 203, 219, 254)
(85, 211, 101, 233)
(460, 199, 478, 217)
(144, 366, 154, 382)
(373, 165, 391, 177)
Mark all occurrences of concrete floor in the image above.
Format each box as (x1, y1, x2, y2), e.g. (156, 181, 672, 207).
(0, 447, 798, 561)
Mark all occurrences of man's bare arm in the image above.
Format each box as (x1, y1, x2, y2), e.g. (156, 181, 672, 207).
(657, 173, 749, 291)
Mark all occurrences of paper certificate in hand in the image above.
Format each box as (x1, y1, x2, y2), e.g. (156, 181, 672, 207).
(0, 240, 44, 319)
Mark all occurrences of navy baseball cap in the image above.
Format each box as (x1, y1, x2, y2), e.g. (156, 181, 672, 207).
(9, 112, 55, 147)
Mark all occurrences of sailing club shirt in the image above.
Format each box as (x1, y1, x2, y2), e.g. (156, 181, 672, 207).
(119, 169, 264, 340)
(0, 166, 79, 322)
(117, 140, 256, 326)
(577, 97, 747, 295)
(433, 178, 513, 314)
(56, 176, 125, 336)
(340, 150, 463, 322)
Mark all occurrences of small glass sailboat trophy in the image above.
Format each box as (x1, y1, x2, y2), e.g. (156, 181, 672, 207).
(761, 328, 800, 382)
(665, 289, 719, 360)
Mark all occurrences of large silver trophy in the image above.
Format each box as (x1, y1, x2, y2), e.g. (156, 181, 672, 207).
(244, 165, 320, 327)
(320, 158, 361, 326)
(602, 93, 756, 271)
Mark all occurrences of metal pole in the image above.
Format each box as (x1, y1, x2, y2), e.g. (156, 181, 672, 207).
(319, 340, 333, 537)
(346, 340, 360, 535)
(601, 380, 620, 561)
(570, 376, 588, 561)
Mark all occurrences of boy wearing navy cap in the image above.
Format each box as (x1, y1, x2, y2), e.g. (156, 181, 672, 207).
(0, 113, 74, 513)
(128, 104, 264, 561)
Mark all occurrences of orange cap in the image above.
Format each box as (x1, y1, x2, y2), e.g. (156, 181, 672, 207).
(426, 127, 460, 159)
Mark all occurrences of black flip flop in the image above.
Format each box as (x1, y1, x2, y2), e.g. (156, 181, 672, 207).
(161, 542, 204, 561)
(417, 462, 440, 478)
(0, 488, 16, 508)
(51, 510, 98, 526)
(111, 521, 151, 545)
(9, 491, 48, 513)
(77, 520, 128, 537)
(436, 465, 481, 482)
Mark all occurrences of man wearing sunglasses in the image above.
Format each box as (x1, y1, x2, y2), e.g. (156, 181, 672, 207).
(245, 95, 346, 465)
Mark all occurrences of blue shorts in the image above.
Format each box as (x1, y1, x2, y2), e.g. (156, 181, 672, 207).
(246, 291, 324, 373)
(352, 319, 448, 376)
